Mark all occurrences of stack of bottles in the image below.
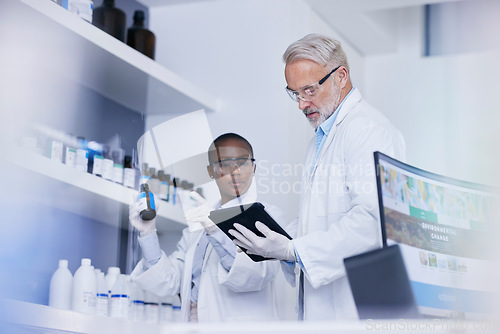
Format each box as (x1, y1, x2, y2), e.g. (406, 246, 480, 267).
(48, 258, 182, 323)
(19, 124, 204, 207)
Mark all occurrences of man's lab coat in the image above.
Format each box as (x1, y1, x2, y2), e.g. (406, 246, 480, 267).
(283, 88, 406, 321)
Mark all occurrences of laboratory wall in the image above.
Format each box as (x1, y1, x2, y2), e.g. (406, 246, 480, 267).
(363, 4, 500, 187)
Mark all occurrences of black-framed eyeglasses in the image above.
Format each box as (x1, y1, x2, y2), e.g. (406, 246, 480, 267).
(285, 65, 341, 102)
(210, 158, 256, 176)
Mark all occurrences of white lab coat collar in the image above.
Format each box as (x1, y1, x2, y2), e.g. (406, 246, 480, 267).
(308, 88, 362, 182)
(332, 87, 362, 129)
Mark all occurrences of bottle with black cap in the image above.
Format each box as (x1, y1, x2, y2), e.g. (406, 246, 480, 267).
(127, 10, 156, 59)
(137, 183, 156, 221)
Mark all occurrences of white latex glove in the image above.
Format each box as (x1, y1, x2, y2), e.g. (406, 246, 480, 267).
(229, 221, 296, 261)
(129, 192, 159, 236)
(184, 191, 217, 234)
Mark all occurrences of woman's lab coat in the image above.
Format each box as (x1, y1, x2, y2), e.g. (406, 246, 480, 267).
(283, 88, 406, 321)
(131, 192, 286, 322)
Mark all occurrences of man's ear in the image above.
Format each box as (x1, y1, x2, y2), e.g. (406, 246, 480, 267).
(337, 66, 349, 88)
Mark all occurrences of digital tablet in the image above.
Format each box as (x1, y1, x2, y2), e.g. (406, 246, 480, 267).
(208, 202, 291, 262)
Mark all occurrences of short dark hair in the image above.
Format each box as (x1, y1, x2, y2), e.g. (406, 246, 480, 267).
(208, 133, 254, 163)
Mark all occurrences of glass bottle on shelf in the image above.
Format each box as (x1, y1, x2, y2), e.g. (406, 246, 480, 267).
(123, 155, 136, 189)
(92, 0, 126, 42)
(126, 10, 156, 59)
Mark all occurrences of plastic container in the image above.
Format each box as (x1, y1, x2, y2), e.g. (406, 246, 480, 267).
(159, 302, 173, 324)
(92, 0, 126, 42)
(65, 146, 76, 167)
(92, 155, 103, 176)
(48, 259, 73, 310)
(72, 258, 97, 314)
(47, 140, 63, 163)
(143, 290, 159, 325)
(126, 10, 155, 59)
(109, 274, 129, 318)
(96, 271, 108, 317)
(172, 305, 182, 322)
(75, 137, 89, 173)
(129, 280, 145, 322)
(105, 266, 120, 294)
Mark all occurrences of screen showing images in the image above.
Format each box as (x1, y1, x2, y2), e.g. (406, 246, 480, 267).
(375, 152, 499, 319)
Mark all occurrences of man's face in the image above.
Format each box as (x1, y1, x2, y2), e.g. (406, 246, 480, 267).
(207, 139, 255, 204)
(285, 59, 340, 129)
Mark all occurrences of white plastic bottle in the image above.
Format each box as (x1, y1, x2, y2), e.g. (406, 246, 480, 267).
(109, 274, 129, 318)
(143, 290, 159, 325)
(48, 259, 73, 310)
(159, 296, 173, 324)
(105, 267, 120, 294)
(172, 305, 182, 322)
(96, 272, 109, 317)
(72, 258, 97, 314)
(129, 280, 145, 322)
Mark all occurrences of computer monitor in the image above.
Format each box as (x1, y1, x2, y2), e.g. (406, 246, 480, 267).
(374, 152, 499, 319)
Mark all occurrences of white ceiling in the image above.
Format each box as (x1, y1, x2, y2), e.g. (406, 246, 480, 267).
(136, 0, 462, 55)
(304, 0, 462, 55)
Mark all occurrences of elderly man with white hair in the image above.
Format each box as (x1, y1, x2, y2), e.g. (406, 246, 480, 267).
(230, 34, 406, 321)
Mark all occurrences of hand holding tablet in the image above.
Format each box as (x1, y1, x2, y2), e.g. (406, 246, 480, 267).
(208, 202, 292, 262)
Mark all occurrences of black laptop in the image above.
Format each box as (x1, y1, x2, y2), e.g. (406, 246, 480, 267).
(344, 244, 420, 319)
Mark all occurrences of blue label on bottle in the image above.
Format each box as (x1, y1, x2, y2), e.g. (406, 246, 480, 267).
(149, 193, 155, 210)
(137, 191, 155, 211)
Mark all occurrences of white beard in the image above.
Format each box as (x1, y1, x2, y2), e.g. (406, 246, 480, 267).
(306, 84, 341, 129)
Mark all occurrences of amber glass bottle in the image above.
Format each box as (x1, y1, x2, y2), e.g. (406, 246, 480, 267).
(93, 0, 126, 42)
(127, 10, 156, 59)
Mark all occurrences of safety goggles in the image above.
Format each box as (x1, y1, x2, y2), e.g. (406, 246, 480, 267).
(210, 158, 255, 176)
(285, 65, 340, 102)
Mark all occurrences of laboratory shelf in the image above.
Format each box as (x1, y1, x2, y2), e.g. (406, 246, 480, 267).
(4, 0, 218, 115)
(7, 150, 187, 232)
(1, 299, 371, 334)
